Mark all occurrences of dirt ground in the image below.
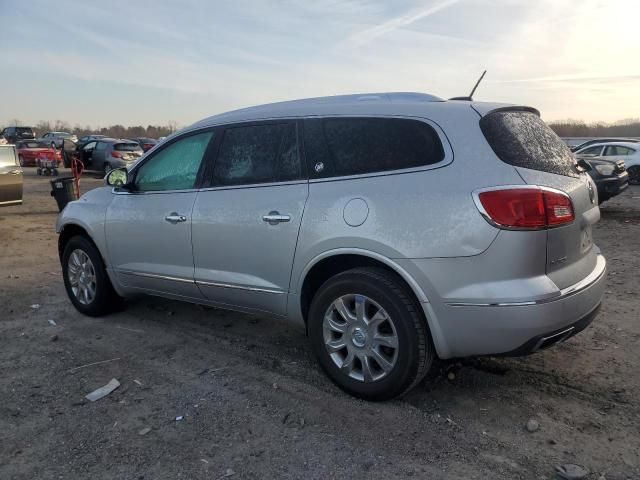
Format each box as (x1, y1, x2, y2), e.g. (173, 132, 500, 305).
(1, 170, 638, 480)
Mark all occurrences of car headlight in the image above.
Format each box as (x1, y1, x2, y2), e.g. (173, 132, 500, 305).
(594, 164, 615, 176)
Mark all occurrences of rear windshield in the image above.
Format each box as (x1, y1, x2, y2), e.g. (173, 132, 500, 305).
(480, 110, 578, 178)
(16, 127, 34, 134)
(114, 143, 143, 152)
(22, 141, 49, 148)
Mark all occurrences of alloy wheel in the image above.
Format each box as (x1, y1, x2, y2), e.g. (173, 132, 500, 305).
(67, 249, 96, 305)
(323, 294, 399, 382)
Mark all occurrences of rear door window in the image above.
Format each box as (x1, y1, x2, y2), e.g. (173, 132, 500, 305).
(0, 147, 17, 167)
(212, 122, 301, 186)
(603, 145, 634, 156)
(303, 117, 444, 178)
(480, 110, 579, 177)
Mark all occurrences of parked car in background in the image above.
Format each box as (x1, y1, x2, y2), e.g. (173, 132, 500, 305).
(56, 93, 606, 400)
(76, 134, 105, 149)
(41, 132, 78, 149)
(16, 140, 61, 167)
(581, 157, 628, 203)
(1, 126, 36, 144)
(570, 138, 640, 152)
(90, 138, 143, 174)
(0, 145, 23, 206)
(575, 141, 640, 184)
(130, 137, 158, 152)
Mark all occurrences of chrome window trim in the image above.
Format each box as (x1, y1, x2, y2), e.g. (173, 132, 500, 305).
(198, 179, 308, 193)
(471, 184, 575, 231)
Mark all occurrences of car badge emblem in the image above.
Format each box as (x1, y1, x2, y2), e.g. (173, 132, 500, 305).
(314, 162, 324, 173)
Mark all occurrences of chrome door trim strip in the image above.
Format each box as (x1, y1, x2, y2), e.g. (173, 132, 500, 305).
(196, 280, 285, 295)
(118, 270, 195, 284)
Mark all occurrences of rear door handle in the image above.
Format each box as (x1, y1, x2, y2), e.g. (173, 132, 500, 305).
(262, 211, 291, 225)
(165, 213, 187, 224)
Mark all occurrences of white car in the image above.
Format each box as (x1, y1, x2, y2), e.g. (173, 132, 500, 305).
(575, 141, 640, 184)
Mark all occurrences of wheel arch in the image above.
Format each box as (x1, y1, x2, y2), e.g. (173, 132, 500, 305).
(297, 249, 430, 323)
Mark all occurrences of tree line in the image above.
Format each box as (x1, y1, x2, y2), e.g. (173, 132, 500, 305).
(2, 119, 179, 140)
(548, 119, 640, 138)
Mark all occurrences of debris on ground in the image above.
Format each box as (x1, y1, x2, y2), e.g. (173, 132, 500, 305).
(69, 357, 121, 373)
(219, 468, 235, 478)
(526, 418, 540, 432)
(447, 371, 456, 381)
(47, 319, 57, 326)
(50, 334, 58, 342)
(133, 379, 143, 386)
(138, 427, 151, 436)
(85, 378, 121, 402)
(555, 464, 589, 479)
(30, 304, 41, 310)
(175, 415, 184, 421)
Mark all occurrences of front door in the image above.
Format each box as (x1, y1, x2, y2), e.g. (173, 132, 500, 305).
(0, 146, 23, 206)
(105, 130, 215, 298)
(192, 121, 308, 316)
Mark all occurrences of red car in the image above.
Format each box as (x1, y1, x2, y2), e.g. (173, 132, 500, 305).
(16, 140, 61, 167)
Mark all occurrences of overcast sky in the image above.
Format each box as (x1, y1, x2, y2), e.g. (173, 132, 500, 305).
(1, 0, 638, 128)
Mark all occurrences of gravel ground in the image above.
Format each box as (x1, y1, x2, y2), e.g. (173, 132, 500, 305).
(1, 170, 638, 479)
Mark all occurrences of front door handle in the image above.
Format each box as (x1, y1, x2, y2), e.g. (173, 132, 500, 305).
(262, 211, 291, 225)
(165, 213, 187, 224)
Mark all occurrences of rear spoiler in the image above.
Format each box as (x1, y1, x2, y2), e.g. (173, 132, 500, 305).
(471, 104, 540, 118)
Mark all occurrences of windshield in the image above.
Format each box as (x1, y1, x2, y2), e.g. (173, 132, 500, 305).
(114, 143, 143, 152)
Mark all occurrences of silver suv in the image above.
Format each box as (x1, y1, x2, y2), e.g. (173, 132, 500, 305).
(56, 93, 606, 400)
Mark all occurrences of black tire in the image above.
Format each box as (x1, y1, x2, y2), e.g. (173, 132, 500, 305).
(308, 267, 434, 401)
(628, 166, 640, 185)
(61, 235, 122, 316)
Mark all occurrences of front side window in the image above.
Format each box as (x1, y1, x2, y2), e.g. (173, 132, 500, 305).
(135, 131, 213, 192)
(83, 141, 97, 151)
(95, 142, 107, 151)
(303, 117, 444, 178)
(213, 123, 300, 186)
(579, 146, 603, 156)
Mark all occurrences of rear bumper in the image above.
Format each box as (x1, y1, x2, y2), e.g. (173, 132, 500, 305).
(595, 173, 628, 199)
(419, 254, 606, 358)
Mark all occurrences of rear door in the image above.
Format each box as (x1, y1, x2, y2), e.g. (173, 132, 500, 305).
(191, 121, 308, 316)
(478, 108, 599, 289)
(0, 146, 23, 206)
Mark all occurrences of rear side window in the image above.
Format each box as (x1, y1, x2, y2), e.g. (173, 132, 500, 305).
(303, 117, 444, 178)
(480, 110, 579, 178)
(604, 145, 634, 156)
(95, 142, 107, 151)
(114, 143, 142, 152)
(213, 123, 301, 186)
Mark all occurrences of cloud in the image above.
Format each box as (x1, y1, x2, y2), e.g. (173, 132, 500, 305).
(347, 0, 462, 47)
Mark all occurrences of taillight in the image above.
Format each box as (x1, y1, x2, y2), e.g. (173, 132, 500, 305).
(476, 187, 574, 230)
(111, 151, 122, 158)
(143, 143, 152, 150)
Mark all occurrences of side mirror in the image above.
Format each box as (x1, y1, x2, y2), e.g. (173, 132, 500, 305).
(106, 167, 129, 187)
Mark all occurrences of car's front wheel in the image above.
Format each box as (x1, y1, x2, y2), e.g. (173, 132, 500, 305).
(308, 267, 434, 401)
(628, 166, 640, 185)
(62, 235, 122, 316)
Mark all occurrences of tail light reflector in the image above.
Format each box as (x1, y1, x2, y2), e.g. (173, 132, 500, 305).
(111, 151, 122, 158)
(476, 187, 574, 230)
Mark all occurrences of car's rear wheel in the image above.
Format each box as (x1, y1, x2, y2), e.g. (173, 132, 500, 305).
(62, 235, 122, 316)
(308, 267, 433, 400)
(628, 166, 640, 185)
